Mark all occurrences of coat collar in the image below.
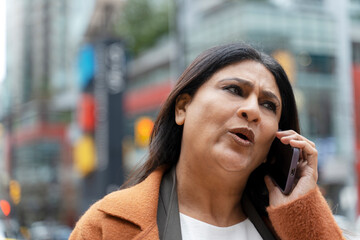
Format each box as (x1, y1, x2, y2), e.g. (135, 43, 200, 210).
(97, 167, 166, 231)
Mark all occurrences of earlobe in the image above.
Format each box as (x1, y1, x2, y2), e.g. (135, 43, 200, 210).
(175, 93, 191, 126)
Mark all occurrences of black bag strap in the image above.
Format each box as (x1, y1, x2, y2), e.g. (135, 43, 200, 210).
(242, 193, 277, 240)
(157, 167, 182, 240)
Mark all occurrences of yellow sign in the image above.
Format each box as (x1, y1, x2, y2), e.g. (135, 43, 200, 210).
(74, 135, 97, 177)
(272, 50, 296, 84)
(135, 117, 154, 148)
(9, 180, 21, 205)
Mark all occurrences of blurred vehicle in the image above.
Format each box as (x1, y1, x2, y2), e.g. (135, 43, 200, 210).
(0, 218, 24, 240)
(29, 222, 52, 240)
(29, 221, 71, 240)
(52, 225, 72, 240)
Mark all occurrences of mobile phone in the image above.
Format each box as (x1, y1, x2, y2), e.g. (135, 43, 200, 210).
(267, 137, 300, 195)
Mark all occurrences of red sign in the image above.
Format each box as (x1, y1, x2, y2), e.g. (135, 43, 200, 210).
(0, 200, 11, 216)
(124, 81, 173, 116)
(353, 64, 360, 215)
(78, 93, 96, 132)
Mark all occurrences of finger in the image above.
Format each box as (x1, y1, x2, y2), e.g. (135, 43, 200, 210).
(300, 150, 307, 163)
(275, 130, 297, 140)
(290, 140, 318, 183)
(264, 175, 277, 193)
(295, 160, 308, 178)
(277, 132, 315, 148)
(289, 139, 318, 170)
(285, 136, 315, 148)
(276, 130, 297, 136)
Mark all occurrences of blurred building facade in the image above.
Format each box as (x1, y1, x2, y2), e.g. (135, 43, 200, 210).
(1, 0, 96, 227)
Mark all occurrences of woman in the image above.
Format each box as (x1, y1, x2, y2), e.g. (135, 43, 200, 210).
(70, 43, 345, 240)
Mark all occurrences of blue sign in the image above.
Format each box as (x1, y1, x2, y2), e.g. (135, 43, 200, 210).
(78, 44, 95, 90)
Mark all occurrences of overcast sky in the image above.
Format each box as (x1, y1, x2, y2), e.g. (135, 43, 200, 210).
(0, 0, 6, 83)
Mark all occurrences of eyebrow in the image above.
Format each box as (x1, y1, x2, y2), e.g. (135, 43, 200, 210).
(220, 77, 254, 88)
(219, 77, 281, 105)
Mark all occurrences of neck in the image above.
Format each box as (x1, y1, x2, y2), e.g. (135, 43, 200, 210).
(176, 160, 249, 227)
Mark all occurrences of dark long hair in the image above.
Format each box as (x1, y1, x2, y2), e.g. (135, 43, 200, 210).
(122, 43, 300, 212)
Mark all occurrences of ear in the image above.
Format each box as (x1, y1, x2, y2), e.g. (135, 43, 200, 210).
(175, 93, 192, 126)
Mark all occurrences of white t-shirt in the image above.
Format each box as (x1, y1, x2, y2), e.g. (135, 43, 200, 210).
(180, 213, 263, 240)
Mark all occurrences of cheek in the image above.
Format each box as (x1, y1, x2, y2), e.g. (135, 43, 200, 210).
(186, 94, 225, 127)
(258, 120, 278, 153)
(185, 110, 218, 139)
(183, 101, 212, 137)
(183, 99, 229, 146)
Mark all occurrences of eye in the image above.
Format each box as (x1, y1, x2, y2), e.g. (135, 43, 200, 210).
(224, 84, 243, 96)
(261, 101, 277, 113)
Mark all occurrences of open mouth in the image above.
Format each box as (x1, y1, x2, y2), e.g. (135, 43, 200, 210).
(229, 127, 255, 144)
(236, 133, 249, 141)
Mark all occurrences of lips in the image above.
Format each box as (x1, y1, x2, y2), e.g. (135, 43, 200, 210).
(229, 127, 255, 145)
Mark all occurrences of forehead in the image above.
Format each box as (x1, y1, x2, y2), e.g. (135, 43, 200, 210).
(208, 61, 280, 95)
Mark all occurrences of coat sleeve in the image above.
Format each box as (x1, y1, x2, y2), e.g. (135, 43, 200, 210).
(267, 187, 345, 240)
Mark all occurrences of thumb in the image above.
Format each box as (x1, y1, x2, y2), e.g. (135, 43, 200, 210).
(264, 175, 287, 207)
(264, 175, 276, 193)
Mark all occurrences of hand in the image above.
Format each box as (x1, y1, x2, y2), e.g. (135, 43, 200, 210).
(264, 130, 318, 207)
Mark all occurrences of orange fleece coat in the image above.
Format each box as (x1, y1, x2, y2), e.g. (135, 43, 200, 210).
(69, 168, 344, 240)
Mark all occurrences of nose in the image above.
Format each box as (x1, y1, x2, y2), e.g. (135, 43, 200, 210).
(237, 96, 261, 123)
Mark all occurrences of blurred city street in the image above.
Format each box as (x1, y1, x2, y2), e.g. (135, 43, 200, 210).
(0, 0, 360, 239)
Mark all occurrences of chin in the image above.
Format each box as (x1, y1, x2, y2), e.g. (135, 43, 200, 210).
(218, 159, 252, 173)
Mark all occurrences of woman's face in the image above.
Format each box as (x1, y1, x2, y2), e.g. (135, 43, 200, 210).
(175, 60, 282, 177)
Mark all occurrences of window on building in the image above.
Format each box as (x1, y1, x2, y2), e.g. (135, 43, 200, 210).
(298, 53, 335, 74)
(353, 42, 360, 64)
(306, 89, 334, 137)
